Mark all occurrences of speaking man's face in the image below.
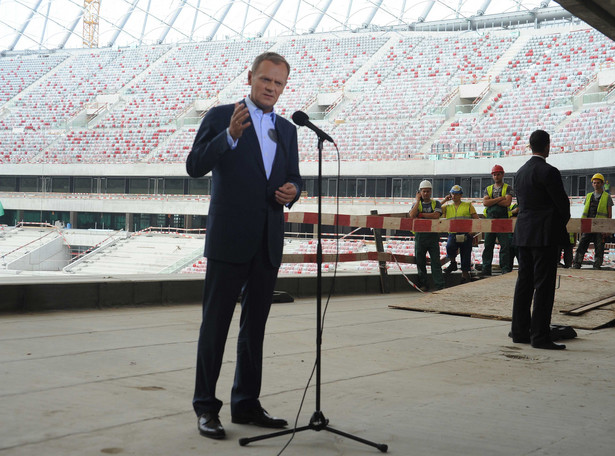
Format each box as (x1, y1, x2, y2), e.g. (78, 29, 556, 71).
(248, 59, 288, 113)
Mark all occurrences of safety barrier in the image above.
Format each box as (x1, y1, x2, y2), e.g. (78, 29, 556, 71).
(285, 212, 615, 234)
(282, 251, 414, 264)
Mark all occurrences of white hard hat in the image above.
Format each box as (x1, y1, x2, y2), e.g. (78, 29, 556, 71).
(419, 180, 432, 189)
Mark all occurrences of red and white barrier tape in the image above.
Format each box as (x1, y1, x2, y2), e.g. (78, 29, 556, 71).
(391, 254, 424, 293)
(285, 212, 615, 234)
(282, 251, 415, 264)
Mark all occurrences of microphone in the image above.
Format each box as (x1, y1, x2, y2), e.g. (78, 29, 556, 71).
(291, 111, 334, 143)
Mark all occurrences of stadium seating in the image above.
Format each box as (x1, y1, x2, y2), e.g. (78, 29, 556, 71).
(151, 127, 197, 162)
(40, 128, 175, 163)
(67, 231, 204, 274)
(0, 28, 614, 163)
(339, 34, 515, 122)
(551, 105, 615, 152)
(436, 29, 615, 156)
(94, 41, 271, 129)
(0, 53, 68, 106)
(0, 130, 54, 163)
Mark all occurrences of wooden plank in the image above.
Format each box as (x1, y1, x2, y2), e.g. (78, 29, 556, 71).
(389, 269, 615, 330)
(371, 209, 389, 294)
(563, 296, 615, 316)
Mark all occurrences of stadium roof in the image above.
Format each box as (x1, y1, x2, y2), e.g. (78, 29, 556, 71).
(0, 1, 610, 53)
(555, 1, 615, 42)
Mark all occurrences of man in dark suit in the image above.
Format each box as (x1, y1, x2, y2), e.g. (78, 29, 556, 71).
(186, 52, 302, 439)
(511, 130, 570, 350)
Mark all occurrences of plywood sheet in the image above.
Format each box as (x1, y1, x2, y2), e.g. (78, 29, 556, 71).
(390, 269, 615, 330)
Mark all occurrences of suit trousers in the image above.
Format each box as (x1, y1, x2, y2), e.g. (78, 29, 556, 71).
(193, 235, 279, 417)
(511, 245, 559, 345)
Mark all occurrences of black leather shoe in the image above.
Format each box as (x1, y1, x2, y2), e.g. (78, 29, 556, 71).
(232, 407, 288, 428)
(532, 341, 566, 350)
(198, 412, 225, 439)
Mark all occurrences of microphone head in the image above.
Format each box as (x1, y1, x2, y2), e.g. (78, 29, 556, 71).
(292, 110, 309, 126)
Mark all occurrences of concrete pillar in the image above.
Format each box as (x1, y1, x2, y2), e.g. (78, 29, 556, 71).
(125, 213, 134, 232)
(184, 214, 193, 229)
(70, 211, 77, 228)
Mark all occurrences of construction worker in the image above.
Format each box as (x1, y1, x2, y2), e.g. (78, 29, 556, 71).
(508, 202, 519, 271)
(572, 173, 613, 269)
(408, 180, 445, 292)
(481, 164, 514, 276)
(442, 185, 479, 283)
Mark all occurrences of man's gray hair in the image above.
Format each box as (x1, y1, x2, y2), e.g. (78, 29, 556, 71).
(251, 52, 290, 76)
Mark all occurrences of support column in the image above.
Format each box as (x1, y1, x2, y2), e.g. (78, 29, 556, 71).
(69, 211, 77, 229)
(125, 213, 134, 232)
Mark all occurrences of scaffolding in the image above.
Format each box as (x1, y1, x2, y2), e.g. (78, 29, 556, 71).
(83, 0, 100, 48)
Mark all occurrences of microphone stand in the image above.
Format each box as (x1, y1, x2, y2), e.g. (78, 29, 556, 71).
(239, 136, 388, 453)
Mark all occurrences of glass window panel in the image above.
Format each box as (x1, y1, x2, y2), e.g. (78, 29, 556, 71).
(356, 179, 366, 197)
(391, 178, 402, 198)
(327, 178, 337, 197)
(188, 178, 209, 195)
(164, 178, 184, 195)
(74, 177, 92, 193)
(20, 177, 38, 192)
(366, 179, 375, 197)
(51, 177, 69, 193)
(347, 179, 357, 197)
(0, 176, 17, 191)
(106, 178, 126, 194)
(129, 178, 149, 194)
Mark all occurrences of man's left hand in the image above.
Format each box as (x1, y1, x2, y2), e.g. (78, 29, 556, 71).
(275, 182, 297, 205)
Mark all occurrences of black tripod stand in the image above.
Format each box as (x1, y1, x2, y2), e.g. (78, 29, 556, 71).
(238, 132, 388, 453)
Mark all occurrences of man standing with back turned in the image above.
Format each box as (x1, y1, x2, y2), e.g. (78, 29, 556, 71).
(186, 52, 302, 439)
(511, 130, 570, 350)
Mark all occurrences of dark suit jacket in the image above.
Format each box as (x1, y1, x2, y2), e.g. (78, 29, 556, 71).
(186, 102, 302, 267)
(513, 155, 570, 247)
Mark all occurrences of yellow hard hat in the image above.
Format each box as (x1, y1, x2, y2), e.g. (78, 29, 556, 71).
(592, 173, 605, 182)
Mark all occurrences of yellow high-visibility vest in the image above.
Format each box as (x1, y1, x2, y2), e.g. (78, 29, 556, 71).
(483, 183, 509, 217)
(418, 200, 437, 212)
(444, 202, 473, 234)
(582, 192, 609, 219)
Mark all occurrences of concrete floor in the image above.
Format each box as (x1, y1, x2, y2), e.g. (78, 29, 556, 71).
(1, 293, 614, 456)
